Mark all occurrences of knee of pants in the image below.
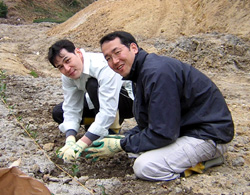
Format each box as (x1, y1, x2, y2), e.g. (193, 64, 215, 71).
(133, 156, 172, 181)
(133, 157, 149, 180)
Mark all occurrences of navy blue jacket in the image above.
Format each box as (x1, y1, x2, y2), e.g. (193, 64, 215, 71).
(120, 49, 234, 153)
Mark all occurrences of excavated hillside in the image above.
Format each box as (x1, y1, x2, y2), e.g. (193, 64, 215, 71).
(48, 0, 250, 50)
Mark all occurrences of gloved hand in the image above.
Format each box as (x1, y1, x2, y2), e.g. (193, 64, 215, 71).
(57, 136, 76, 158)
(183, 162, 205, 177)
(85, 138, 122, 160)
(63, 139, 88, 162)
(182, 156, 224, 177)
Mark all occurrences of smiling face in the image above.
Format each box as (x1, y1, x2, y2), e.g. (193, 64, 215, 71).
(54, 48, 83, 79)
(101, 37, 138, 77)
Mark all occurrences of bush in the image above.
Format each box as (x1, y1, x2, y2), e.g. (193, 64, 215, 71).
(0, 1, 8, 18)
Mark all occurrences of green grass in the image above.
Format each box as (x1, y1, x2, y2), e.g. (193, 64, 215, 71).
(0, 69, 7, 103)
(0, 1, 8, 18)
(30, 0, 94, 23)
(29, 70, 39, 78)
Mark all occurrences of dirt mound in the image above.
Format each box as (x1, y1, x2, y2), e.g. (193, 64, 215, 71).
(48, 0, 250, 49)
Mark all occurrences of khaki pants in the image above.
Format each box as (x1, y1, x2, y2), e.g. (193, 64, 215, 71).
(132, 136, 227, 181)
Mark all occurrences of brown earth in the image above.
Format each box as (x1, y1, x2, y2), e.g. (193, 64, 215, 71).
(0, 0, 250, 194)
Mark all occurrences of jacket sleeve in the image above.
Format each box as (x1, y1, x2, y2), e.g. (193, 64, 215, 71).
(121, 65, 182, 153)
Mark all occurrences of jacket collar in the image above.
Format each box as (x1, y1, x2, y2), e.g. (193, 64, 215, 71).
(123, 48, 148, 82)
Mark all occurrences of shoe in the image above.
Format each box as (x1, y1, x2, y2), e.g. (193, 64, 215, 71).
(203, 155, 224, 171)
(181, 156, 224, 177)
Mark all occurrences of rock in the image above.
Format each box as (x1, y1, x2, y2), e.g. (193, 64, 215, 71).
(232, 157, 245, 167)
(30, 164, 40, 173)
(78, 176, 89, 184)
(43, 143, 54, 151)
(49, 177, 60, 182)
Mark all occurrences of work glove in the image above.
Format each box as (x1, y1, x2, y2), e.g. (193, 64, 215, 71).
(182, 162, 205, 177)
(85, 138, 122, 161)
(181, 156, 224, 177)
(62, 139, 88, 162)
(57, 136, 76, 158)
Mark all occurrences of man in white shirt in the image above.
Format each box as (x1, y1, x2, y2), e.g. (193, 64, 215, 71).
(48, 39, 134, 162)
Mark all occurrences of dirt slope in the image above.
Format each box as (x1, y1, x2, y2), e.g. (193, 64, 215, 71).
(3, 0, 95, 23)
(48, 0, 250, 49)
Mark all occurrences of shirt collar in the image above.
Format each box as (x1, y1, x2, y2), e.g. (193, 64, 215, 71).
(80, 48, 90, 75)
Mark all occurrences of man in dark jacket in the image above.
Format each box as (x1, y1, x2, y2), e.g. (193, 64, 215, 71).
(85, 31, 234, 181)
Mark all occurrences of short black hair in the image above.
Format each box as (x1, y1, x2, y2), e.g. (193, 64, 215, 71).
(48, 39, 76, 67)
(100, 31, 139, 48)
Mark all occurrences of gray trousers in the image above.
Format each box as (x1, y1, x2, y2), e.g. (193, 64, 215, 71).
(132, 136, 227, 181)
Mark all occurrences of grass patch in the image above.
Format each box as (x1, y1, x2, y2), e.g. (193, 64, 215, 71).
(30, 0, 95, 23)
(33, 18, 66, 23)
(0, 1, 8, 18)
(0, 69, 7, 103)
(29, 70, 39, 78)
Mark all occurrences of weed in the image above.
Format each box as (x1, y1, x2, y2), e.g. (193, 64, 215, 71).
(70, 150, 81, 177)
(55, 148, 60, 156)
(17, 116, 23, 121)
(33, 18, 66, 23)
(0, 1, 8, 18)
(31, 130, 38, 139)
(71, 163, 80, 177)
(55, 148, 80, 177)
(0, 69, 7, 103)
(98, 185, 107, 195)
(29, 70, 39, 78)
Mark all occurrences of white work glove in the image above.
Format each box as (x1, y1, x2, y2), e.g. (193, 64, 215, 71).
(57, 136, 76, 158)
(63, 139, 88, 162)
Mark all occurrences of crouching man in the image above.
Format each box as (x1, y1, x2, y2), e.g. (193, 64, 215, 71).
(85, 31, 234, 181)
(48, 39, 134, 162)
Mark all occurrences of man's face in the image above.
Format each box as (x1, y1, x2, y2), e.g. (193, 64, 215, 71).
(101, 37, 138, 77)
(54, 48, 83, 79)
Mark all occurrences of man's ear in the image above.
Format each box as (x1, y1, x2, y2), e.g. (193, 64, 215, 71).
(75, 48, 83, 57)
(75, 48, 81, 54)
(130, 43, 139, 54)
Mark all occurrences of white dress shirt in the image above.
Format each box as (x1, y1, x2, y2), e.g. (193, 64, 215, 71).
(59, 49, 125, 137)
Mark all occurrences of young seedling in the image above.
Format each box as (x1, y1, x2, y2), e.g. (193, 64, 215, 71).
(70, 150, 80, 177)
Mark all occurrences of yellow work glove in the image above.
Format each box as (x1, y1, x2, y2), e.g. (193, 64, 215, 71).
(183, 162, 205, 177)
(57, 136, 76, 158)
(85, 138, 122, 161)
(182, 156, 224, 177)
(63, 139, 88, 162)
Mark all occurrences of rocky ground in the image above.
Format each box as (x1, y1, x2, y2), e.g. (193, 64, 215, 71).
(0, 21, 250, 195)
